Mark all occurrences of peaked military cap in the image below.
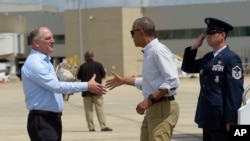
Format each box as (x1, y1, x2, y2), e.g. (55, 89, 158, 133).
(205, 17, 233, 33)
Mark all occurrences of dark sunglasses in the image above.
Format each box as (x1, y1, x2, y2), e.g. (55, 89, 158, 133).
(130, 29, 141, 36)
(205, 30, 223, 35)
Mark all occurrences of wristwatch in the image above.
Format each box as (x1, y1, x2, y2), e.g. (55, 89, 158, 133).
(148, 94, 155, 103)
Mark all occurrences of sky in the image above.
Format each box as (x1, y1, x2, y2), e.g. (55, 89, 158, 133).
(0, 0, 246, 11)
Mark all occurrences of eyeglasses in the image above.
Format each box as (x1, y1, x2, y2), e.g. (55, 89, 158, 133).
(130, 29, 141, 36)
(205, 30, 223, 35)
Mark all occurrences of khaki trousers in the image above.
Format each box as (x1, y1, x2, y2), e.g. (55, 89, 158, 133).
(140, 100, 179, 141)
(83, 96, 107, 129)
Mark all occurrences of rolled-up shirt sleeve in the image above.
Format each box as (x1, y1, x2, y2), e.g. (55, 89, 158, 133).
(135, 77, 143, 90)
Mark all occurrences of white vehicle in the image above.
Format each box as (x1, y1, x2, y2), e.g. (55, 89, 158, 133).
(238, 85, 250, 124)
(0, 33, 25, 81)
(0, 61, 11, 83)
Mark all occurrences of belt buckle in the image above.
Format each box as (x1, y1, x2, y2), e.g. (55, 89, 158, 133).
(167, 96, 175, 101)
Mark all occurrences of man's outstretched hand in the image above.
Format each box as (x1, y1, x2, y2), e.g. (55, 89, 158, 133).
(105, 71, 124, 90)
(88, 74, 107, 95)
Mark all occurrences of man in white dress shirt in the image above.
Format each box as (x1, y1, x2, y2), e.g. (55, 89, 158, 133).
(106, 17, 180, 141)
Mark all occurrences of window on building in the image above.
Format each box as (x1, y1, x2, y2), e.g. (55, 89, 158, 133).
(54, 35, 65, 44)
(156, 26, 250, 40)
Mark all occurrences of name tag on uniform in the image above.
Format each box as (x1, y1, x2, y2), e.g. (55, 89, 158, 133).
(212, 64, 224, 71)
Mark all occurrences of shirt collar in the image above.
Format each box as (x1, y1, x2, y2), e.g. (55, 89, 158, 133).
(31, 49, 51, 62)
(213, 45, 227, 57)
(142, 38, 158, 54)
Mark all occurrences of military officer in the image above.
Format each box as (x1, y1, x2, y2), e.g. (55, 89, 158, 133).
(181, 17, 244, 141)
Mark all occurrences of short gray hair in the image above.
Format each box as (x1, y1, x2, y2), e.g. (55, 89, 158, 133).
(29, 27, 42, 43)
(133, 17, 155, 36)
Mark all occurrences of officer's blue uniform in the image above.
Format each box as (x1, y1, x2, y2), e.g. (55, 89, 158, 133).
(181, 17, 244, 141)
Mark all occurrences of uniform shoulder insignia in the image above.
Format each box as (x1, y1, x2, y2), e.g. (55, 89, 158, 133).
(232, 65, 242, 80)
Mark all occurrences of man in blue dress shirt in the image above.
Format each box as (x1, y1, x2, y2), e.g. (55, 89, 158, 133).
(21, 26, 106, 141)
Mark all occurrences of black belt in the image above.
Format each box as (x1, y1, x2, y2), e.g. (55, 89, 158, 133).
(167, 95, 175, 101)
(153, 96, 175, 104)
(29, 110, 62, 117)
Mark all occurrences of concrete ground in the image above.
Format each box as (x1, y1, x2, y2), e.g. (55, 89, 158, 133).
(1, 76, 249, 141)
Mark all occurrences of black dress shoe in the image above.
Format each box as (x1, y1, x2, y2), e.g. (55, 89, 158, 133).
(101, 127, 113, 131)
(89, 129, 95, 132)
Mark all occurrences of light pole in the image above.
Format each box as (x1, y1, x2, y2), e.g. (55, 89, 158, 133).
(78, 0, 83, 64)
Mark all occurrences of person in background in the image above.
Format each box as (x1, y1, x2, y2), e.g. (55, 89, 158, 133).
(181, 17, 244, 141)
(77, 51, 112, 132)
(106, 17, 180, 141)
(21, 26, 106, 141)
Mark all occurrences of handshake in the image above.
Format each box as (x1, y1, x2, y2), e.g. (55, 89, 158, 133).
(89, 71, 126, 95)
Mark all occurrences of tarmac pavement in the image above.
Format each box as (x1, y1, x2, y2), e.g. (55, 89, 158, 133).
(1, 76, 249, 141)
